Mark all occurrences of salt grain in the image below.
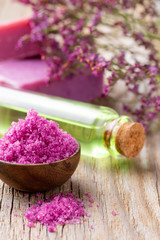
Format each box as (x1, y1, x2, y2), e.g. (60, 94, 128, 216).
(111, 211, 119, 216)
(88, 204, 93, 207)
(27, 222, 35, 227)
(84, 193, 91, 198)
(89, 197, 94, 203)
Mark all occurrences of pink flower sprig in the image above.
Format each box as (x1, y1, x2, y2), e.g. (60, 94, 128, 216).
(17, 0, 160, 131)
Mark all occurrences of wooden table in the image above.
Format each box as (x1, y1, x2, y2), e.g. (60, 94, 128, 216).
(0, 1, 160, 240)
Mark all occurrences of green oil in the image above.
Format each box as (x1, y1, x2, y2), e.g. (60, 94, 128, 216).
(0, 105, 119, 158)
(0, 87, 128, 158)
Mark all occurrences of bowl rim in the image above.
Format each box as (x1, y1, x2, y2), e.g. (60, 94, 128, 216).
(0, 141, 80, 166)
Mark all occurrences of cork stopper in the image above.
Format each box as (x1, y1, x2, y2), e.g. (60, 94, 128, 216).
(115, 122, 145, 158)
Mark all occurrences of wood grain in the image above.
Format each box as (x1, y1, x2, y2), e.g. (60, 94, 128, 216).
(0, 134, 160, 240)
(0, 1, 160, 240)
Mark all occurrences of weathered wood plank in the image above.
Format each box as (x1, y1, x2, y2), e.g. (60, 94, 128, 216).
(0, 134, 160, 240)
(0, 135, 159, 240)
(0, 1, 160, 240)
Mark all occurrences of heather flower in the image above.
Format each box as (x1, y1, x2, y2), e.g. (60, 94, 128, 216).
(17, 0, 160, 131)
(149, 66, 158, 76)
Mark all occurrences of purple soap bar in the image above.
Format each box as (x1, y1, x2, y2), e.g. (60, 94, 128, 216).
(0, 19, 103, 101)
(0, 19, 40, 60)
(0, 59, 103, 102)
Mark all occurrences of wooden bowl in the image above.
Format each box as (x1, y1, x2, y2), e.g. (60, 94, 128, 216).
(0, 142, 80, 192)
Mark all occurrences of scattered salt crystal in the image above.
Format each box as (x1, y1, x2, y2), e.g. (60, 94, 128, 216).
(86, 212, 90, 217)
(111, 211, 119, 216)
(0, 109, 77, 164)
(89, 197, 94, 203)
(88, 204, 93, 207)
(27, 222, 35, 227)
(48, 226, 54, 232)
(84, 193, 94, 204)
(24, 193, 88, 232)
(91, 225, 94, 229)
(84, 193, 91, 198)
(37, 235, 40, 239)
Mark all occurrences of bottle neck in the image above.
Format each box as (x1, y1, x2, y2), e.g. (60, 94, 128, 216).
(104, 116, 133, 158)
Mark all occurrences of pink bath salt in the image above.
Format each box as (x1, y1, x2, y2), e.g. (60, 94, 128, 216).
(24, 193, 88, 232)
(111, 211, 119, 216)
(91, 225, 94, 229)
(14, 212, 18, 217)
(48, 226, 54, 232)
(0, 109, 77, 164)
(84, 193, 91, 198)
(89, 197, 94, 203)
(88, 204, 93, 208)
(27, 222, 35, 227)
(86, 212, 90, 217)
(84, 193, 94, 204)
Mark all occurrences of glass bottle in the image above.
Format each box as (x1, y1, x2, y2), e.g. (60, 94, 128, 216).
(0, 86, 145, 159)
